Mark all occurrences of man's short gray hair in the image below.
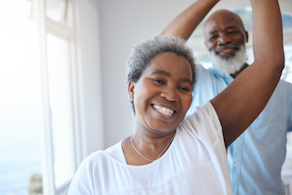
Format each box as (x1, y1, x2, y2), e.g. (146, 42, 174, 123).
(125, 35, 196, 114)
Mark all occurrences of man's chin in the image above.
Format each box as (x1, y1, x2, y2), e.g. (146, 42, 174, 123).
(210, 46, 247, 74)
(218, 53, 235, 60)
(213, 61, 243, 75)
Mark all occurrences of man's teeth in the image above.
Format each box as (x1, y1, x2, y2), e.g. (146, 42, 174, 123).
(223, 49, 231, 52)
(153, 105, 174, 116)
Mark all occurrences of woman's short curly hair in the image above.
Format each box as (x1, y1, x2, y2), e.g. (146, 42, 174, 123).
(125, 35, 197, 114)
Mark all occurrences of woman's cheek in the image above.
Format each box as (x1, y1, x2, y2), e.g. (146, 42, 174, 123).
(184, 94, 193, 110)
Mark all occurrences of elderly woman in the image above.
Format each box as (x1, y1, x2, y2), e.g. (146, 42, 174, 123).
(68, 0, 284, 194)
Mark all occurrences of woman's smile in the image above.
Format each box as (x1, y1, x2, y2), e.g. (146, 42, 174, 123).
(152, 104, 176, 119)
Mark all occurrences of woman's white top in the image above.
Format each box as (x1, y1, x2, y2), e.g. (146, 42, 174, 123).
(68, 102, 232, 195)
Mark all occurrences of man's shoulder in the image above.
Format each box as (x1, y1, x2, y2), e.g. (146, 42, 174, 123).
(196, 64, 216, 78)
(278, 79, 292, 87)
(275, 79, 292, 94)
(195, 63, 206, 72)
(265, 79, 292, 108)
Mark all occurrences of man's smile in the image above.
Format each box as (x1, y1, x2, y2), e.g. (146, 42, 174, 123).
(218, 48, 236, 55)
(214, 44, 241, 57)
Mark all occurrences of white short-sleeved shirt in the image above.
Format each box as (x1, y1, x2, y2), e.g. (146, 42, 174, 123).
(68, 102, 232, 195)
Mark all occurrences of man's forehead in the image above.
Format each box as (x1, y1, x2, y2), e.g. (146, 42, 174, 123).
(205, 20, 240, 34)
(204, 11, 245, 34)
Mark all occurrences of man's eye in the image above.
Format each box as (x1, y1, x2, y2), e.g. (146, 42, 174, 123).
(228, 31, 237, 35)
(209, 35, 218, 41)
(153, 79, 165, 85)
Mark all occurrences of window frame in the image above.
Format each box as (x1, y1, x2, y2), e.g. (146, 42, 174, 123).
(35, 0, 83, 194)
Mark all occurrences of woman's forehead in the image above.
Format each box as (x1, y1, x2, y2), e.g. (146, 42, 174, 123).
(150, 52, 190, 66)
(146, 52, 192, 78)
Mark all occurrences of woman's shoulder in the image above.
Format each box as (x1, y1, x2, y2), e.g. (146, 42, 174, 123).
(105, 141, 122, 154)
(73, 148, 121, 180)
(79, 141, 126, 169)
(184, 102, 220, 128)
(83, 142, 123, 165)
(179, 102, 222, 145)
(69, 147, 122, 195)
(81, 150, 109, 167)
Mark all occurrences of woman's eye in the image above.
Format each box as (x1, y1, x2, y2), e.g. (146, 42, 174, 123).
(153, 79, 165, 85)
(178, 87, 190, 92)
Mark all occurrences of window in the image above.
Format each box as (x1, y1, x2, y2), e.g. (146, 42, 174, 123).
(46, 33, 75, 188)
(0, 1, 43, 195)
(36, 0, 81, 194)
(0, 0, 81, 194)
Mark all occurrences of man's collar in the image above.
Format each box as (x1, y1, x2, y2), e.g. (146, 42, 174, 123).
(209, 63, 249, 79)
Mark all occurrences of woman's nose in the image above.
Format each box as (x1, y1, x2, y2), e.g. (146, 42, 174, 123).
(160, 89, 179, 102)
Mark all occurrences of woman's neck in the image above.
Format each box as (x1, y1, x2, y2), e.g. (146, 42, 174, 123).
(121, 130, 176, 166)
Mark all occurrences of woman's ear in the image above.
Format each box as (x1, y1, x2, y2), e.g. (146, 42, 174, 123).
(128, 81, 135, 101)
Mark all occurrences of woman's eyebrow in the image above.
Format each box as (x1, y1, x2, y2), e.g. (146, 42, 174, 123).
(180, 78, 192, 85)
(151, 70, 171, 77)
(151, 70, 192, 84)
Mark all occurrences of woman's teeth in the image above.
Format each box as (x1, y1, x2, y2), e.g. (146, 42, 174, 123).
(153, 105, 174, 116)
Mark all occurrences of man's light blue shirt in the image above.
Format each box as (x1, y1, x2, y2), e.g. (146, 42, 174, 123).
(187, 64, 292, 195)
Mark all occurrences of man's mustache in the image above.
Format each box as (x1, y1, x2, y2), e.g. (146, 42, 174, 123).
(215, 44, 241, 53)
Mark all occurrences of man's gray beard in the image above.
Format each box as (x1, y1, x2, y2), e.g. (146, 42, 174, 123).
(209, 45, 246, 75)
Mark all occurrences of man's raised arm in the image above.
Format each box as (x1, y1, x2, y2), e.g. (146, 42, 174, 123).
(210, 0, 284, 147)
(161, 0, 219, 40)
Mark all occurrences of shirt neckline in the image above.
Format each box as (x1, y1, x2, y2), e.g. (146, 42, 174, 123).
(114, 130, 178, 168)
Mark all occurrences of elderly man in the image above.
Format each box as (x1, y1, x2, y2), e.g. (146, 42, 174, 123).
(162, 3, 292, 195)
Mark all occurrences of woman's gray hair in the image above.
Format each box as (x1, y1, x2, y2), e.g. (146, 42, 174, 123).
(125, 35, 197, 114)
(126, 35, 196, 87)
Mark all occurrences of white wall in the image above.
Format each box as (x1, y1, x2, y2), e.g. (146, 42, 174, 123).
(75, 0, 104, 157)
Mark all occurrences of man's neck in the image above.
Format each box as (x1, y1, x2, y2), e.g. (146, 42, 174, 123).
(230, 63, 248, 78)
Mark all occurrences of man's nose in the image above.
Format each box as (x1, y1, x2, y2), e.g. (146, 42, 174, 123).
(217, 33, 232, 45)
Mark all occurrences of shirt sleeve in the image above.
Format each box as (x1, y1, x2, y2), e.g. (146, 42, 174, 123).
(288, 84, 292, 132)
(184, 102, 223, 147)
(68, 154, 96, 195)
(289, 114, 292, 132)
(186, 64, 205, 116)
